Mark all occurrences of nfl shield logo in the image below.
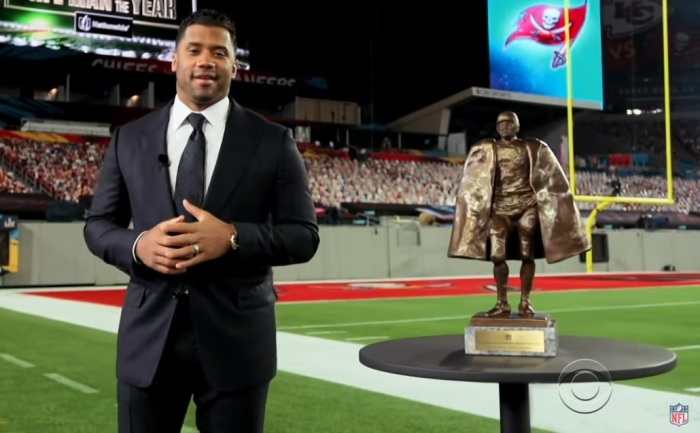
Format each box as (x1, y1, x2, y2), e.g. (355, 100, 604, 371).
(669, 403, 689, 427)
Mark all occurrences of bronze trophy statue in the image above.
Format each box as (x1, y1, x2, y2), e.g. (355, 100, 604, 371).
(448, 111, 590, 357)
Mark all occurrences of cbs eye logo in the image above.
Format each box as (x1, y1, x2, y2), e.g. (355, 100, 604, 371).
(558, 359, 613, 414)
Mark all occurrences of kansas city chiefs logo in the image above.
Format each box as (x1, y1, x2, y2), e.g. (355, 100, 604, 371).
(602, 0, 663, 38)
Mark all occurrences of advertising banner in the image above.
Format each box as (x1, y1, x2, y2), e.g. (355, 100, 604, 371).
(0, 214, 19, 275)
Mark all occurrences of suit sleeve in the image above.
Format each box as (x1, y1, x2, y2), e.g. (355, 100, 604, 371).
(232, 128, 320, 266)
(83, 127, 141, 274)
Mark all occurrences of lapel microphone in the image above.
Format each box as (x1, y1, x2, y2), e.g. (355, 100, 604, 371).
(158, 154, 170, 167)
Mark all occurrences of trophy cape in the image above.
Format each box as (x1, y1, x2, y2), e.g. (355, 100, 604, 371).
(447, 138, 591, 264)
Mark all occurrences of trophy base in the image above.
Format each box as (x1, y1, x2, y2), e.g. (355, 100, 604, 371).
(464, 312, 558, 357)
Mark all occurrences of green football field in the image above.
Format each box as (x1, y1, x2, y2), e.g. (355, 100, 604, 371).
(0, 283, 698, 432)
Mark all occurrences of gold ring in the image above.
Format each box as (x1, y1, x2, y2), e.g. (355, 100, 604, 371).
(192, 244, 200, 256)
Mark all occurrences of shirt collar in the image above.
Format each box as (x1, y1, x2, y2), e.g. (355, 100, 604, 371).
(171, 95, 230, 130)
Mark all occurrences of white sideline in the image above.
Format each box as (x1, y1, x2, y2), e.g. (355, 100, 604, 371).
(44, 373, 99, 394)
(0, 290, 697, 433)
(279, 300, 700, 330)
(669, 345, 700, 351)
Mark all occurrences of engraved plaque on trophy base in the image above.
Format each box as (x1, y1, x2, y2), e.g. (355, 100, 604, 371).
(464, 313, 558, 357)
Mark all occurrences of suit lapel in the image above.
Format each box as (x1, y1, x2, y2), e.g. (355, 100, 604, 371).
(139, 100, 177, 220)
(203, 98, 262, 215)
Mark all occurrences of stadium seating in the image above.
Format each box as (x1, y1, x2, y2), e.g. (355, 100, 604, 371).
(0, 165, 30, 194)
(0, 135, 105, 202)
(1, 116, 700, 216)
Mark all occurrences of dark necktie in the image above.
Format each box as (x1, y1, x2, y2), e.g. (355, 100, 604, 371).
(174, 112, 206, 221)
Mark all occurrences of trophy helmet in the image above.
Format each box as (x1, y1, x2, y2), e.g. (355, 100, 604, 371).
(496, 111, 520, 138)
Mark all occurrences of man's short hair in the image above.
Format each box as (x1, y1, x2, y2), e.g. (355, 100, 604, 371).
(176, 9, 237, 51)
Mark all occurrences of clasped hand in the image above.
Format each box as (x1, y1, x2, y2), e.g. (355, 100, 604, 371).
(135, 199, 233, 274)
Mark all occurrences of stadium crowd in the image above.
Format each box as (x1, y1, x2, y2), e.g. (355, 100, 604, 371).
(0, 166, 29, 194)
(305, 156, 700, 213)
(306, 155, 462, 208)
(676, 118, 700, 158)
(582, 118, 667, 154)
(0, 137, 105, 202)
(579, 115, 700, 162)
(1, 120, 700, 215)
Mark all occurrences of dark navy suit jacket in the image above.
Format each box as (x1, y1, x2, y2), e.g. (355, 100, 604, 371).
(83, 97, 319, 391)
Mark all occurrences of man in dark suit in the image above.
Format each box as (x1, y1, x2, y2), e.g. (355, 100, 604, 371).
(83, 9, 319, 433)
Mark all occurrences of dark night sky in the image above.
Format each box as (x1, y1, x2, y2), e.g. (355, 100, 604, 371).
(197, 1, 490, 124)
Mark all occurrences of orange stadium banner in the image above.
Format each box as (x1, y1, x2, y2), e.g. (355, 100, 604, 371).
(0, 130, 110, 145)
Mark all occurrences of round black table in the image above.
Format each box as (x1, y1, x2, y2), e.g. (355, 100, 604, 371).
(358, 335, 676, 433)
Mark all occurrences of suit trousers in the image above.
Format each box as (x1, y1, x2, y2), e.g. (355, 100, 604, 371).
(117, 295, 270, 433)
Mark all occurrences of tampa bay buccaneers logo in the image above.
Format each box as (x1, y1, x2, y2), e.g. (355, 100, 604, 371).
(505, 0, 588, 69)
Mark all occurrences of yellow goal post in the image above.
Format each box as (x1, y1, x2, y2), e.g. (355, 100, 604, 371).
(563, 0, 675, 272)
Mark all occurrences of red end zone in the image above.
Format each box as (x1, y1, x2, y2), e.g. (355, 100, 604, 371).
(22, 273, 700, 307)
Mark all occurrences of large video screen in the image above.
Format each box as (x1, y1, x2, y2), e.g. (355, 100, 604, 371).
(487, 0, 603, 109)
(0, 0, 250, 71)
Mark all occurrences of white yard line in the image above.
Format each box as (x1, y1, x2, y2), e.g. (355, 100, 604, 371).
(685, 387, 700, 392)
(0, 353, 34, 368)
(276, 333, 699, 433)
(305, 330, 347, 335)
(1, 289, 699, 433)
(668, 345, 700, 351)
(282, 315, 467, 330)
(278, 301, 700, 330)
(44, 373, 99, 394)
(344, 336, 387, 341)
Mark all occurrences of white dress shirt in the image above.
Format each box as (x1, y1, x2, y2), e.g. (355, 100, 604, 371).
(166, 95, 229, 194)
(132, 95, 230, 263)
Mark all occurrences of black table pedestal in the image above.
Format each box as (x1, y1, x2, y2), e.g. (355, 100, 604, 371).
(358, 335, 677, 433)
(499, 383, 530, 433)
